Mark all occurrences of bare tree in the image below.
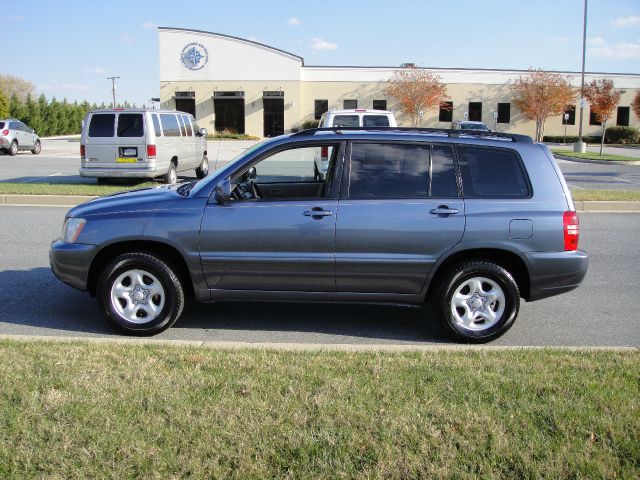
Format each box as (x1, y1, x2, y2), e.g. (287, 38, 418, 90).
(583, 79, 623, 155)
(510, 69, 577, 142)
(384, 67, 449, 126)
(0, 74, 35, 102)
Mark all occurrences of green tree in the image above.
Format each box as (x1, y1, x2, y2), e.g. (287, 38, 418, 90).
(37, 94, 50, 136)
(9, 93, 27, 120)
(0, 90, 9, 118)
(24, 94, 43, 134)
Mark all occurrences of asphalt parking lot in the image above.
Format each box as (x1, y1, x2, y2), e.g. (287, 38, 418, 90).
(0, 206, 638, 347)
(1, 138, 639, 190)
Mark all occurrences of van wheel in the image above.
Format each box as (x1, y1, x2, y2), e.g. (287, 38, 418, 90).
(433, 261, 520, 343)
(163, 163, 177, 184)
(195, 155, 209, 179)
(97, 252, 184, 335)
(31, 140, 41, 154)
(9, 141, 18, 156)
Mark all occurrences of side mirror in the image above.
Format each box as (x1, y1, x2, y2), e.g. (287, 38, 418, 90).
(31, 128, 35, 134)
(246, 166, 257, 180)
(198, 128, 208, 137)
(213, 178, 231, 204)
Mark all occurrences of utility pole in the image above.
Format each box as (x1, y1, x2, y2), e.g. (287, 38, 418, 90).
(574, 0, 588, 153)
(107, 76, 120, 108)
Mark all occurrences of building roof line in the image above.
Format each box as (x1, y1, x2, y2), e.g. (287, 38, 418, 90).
(158, 26, 305, 64)
(302, 65, 639, 76)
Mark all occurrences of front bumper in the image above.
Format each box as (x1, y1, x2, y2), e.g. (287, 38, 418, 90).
(49, 240, 99, 291)
(79, 167, 159, 179)
(525, 250, 589, 301)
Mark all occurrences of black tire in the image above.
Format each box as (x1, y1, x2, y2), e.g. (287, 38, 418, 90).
(97, 178, 111, 185)
(163, 162, 177, 184)
(31, 140, 41, 155)
(97, 252, 184, 335)
(433, 260, 520, 343)
(9, 141, 18, 156)
(195, 155, 209, 179)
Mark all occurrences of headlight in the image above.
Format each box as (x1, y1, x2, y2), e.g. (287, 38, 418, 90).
(62, 218, 86, 243)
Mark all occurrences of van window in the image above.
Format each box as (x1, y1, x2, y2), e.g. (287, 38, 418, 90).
(182, 115, 193, 136)
(0, 122, 4, 129)
(151, 114, 162, 137)
(88, 114, 115, 137)
(177, 115, 187, 136)
(117, 114, 144, 137)
(457, 147, 530, 198)
(332, 115, 359, 127)
(160, 114, 180, 137)
(363, 115, 390, 127)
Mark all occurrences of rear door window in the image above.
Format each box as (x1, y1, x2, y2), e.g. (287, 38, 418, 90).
(0, 122, 5, 129)
(348, 143, 458, 199)
(457, 146, 530, 198)
(117, 113, 144, 137)
(183, 115, 193, 136)
(88, 114, 115, 137)
(160, 114, 180, 137)
(363, 115, 390, 127)
(332, 115, 359, 127)
(177, 115, 187, 136)
(151, 114, 162, 137)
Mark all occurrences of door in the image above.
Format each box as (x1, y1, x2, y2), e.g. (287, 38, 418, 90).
(214, 98, 245, 134)
(263, 98, 284, 137)
(335, 142, 465, 294)
(17, 122, 35, 147)
(115, 113, 147, 169)
(175, 98, 196, 117)
(199, 143, 343, 292)
(177, 114, 196, 168)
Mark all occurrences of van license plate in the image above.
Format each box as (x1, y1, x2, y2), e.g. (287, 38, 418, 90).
(116, 158, 138, 163)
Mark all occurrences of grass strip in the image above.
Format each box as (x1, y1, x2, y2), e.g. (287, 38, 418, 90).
(552, 150, 640, 162)
(0, 341, 637, 479)
(571, 189, 640, 201)
(0, 182, 156, 196)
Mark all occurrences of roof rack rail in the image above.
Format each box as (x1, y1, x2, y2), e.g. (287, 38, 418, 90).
(290, 126, 533, 143)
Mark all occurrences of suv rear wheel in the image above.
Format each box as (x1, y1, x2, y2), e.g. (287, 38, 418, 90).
(434, 260, 520, 343)
(97, 252, 184, 335)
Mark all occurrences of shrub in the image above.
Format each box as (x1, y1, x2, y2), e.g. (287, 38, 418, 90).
(300, 120, 319, 130)
(604, 126, 639, 144)
(543, 135, 601, 144)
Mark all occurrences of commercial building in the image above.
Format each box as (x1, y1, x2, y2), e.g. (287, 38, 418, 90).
(159, 27, 640, 138)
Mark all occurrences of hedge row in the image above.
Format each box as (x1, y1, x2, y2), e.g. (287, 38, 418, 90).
(544, 126, 639, 145)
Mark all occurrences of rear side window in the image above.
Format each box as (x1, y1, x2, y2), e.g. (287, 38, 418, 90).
(348, 143, 458, 199)
(88, 114, 115, 137)
(151, 114, 162, 137)
(457, 147, 530, 198)
(160, 114, 180, 137)
(178, 115, 187, 136)
(183, 115, 193, 136)
(0, 122, 5, 129)
(117, 114, 144, 137)
(363, 115, 390, 127)
(332, 115, 359, 127)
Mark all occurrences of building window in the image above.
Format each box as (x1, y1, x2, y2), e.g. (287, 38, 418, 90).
(589, 109, 601, 126)
(314, 99, 328, 120)
(617, 106, 630, 126)
(343, 99, 357, 109)
(439, 101, 453, 122)
(372, 99, 387, 110)
(497, 103, 510, 123)
(562, 105, 576, 125)
(468, 102, 482, 121)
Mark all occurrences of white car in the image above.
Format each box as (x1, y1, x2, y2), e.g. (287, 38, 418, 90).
(80, 108, 209, 184)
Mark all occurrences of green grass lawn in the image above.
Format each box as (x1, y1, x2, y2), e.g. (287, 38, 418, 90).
(552, 149, 640, 162)
(0, 182, 156, 196)
(571, 189, 640, 201)
(0, 341, 637, 479)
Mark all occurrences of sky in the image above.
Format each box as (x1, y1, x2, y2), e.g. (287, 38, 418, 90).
(3, 0, 639, 107)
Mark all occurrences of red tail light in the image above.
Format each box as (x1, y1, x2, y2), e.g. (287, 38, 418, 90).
(80, 144, 85, 159)
(1, 129, 8, 136)
(563, 211, 579, 251)
(320, 146, 328, 160)
(147, 144, 156, 159)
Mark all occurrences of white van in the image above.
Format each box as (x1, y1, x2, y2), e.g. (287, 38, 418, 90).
(80, 109, 208, 184)
(317, 109, 397, 129)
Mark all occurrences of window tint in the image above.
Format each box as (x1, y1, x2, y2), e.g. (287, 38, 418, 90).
(457, 147, 530, 198)
(160, 114, 180, 137)
(183, 115, 193, 136)
(468, 102, 482, 121)
(151, 114, 162, 137)
(617, 106, 630, 126)
(177, 115, 187, 136)
(363, 115, 390, 127)
(332, 115, 359, 127)
(497, 103, 510, 123)
(343, 99, 357, 109)
(349, 143, 458, 199)
(88, 114, 115, 137)
(314, 100, 328, 120)
(589, 109, 601, 126)
(372, 99, 387, 110)
(8, 121, 20, 130)
(439, 102, 453, 122)
(117, 114, 144, 137)
(0, 122, 4, 129)
(250, 145, 338, 184)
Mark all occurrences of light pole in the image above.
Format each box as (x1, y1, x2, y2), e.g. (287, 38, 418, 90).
(564, 113, 569, 144)
(574, 0, 588, 153)
(107, 76, 120, 108)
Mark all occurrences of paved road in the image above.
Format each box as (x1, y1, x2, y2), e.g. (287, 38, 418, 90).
(0, 206, 637, 347)
(1, 139, 639, 190)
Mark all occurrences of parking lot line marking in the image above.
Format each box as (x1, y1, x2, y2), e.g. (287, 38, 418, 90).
(49, 173, 63, 177)
(568, 183, 585, 190)
(613, 177, 640, 185)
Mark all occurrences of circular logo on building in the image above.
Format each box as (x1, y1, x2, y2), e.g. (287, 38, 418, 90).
(181, 43, 208, 70)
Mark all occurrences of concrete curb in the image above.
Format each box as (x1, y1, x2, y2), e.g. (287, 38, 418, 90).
(575, 200, 640, 212)
(0, 334, 637, 352)
(553, 153, 640, 166)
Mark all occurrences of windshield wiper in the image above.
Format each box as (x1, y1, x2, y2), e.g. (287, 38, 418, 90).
(176, 181, 197, 197)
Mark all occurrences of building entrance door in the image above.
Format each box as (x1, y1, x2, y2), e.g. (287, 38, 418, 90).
(175, 98, 195, 116)
(263, 98, 284, 137)
(214, 99, 245, 134)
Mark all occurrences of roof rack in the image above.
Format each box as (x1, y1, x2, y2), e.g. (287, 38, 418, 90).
(290, 127, 533, 144)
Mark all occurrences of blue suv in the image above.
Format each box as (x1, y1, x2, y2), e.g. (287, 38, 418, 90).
(50, 128, 588, 342)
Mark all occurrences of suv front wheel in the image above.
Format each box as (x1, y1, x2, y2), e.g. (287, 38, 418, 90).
(434, 261, 520, 343)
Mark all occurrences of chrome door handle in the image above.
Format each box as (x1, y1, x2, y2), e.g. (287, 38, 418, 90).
(430, 205, 459, 215)
(304, 208, 333, 218)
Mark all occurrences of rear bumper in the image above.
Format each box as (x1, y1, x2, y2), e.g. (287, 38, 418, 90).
(525, 250, 588, 301)
(49, 240, 99, 292)
(79, 167, 160, 179)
